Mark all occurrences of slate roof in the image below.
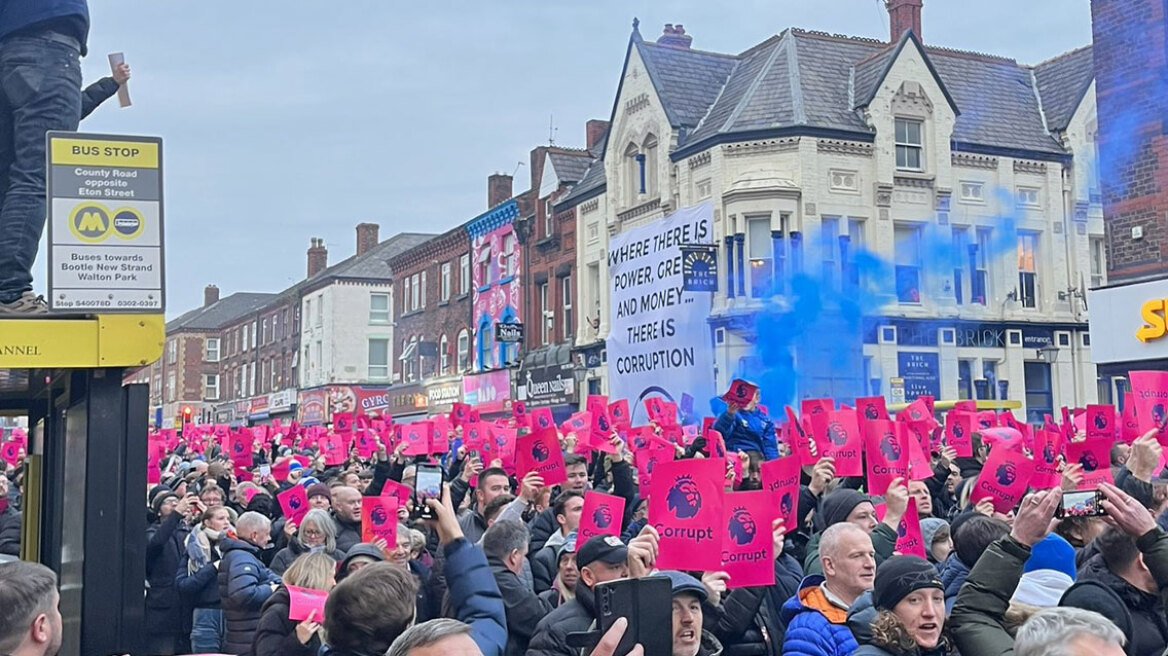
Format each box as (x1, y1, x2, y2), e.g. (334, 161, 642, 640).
(317, 232, 435, 280)
(635, 40, 738, 129)
(169, 292, 278, 331)
(548, 150, 592, 185)
(639, 28, 1090, 159)
(1034, 45, 1095, 131)
(555, 155, 607, 209)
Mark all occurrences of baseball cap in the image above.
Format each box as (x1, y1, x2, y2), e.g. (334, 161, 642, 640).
(576, 535, 627, 569)
(658, 570, 708, 602)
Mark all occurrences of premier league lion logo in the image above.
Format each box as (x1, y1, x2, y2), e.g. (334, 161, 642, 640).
(953, 423, 965, 440)
(909, 408, 923, 421)
(232, 440, 244, 453)
(733, 382, 751, 401)
(1079, 451, 1099, 472)
(597, 414, 610, 433)
(996, 463, 1017, 486)
(532, 440, 550, 462)
(728, 507, 756, 546)
(1094, 413, 1109, 430)
(1042, 443, 1057, 464)
(827, 421, 849, 447)
(897, 520, 907, 538)
(1154, 404, 1167, 429)
(978, 416, 993, 429)
(811, 405, 826, 416)
(780, 492, 793, 518)
(288, 495, 302, 510)
(667, 475, 702, 519)
(370, 505, 389, 526)
(864, 404, 880, 421)
(593, 505, 613, 529)
(538, 415, 551, 429)
(880, 433, 902, 461)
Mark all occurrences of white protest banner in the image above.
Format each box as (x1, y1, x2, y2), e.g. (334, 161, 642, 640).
(606, 202, 715, 423)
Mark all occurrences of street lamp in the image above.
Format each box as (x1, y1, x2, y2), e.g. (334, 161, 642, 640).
(1037, 344, 1060, 364)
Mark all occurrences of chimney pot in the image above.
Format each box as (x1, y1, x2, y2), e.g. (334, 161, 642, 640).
(586, 119, 609, 150)
(488, 173, 513, 209)
(657, 22, 693, 49)
(307, 237, 328, 278)
(204, 284, 219, 307)
(886, 0, 923, 42)
(356, 222, 380, 257)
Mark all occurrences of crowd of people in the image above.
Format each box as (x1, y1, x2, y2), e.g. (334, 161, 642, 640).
(2, 382, 1168, 656)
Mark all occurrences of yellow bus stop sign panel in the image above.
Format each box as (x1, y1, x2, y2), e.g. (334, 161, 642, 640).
(0, 314, 164, 368)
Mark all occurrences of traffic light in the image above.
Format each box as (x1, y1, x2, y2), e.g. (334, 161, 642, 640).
(182, 406, 193, 421)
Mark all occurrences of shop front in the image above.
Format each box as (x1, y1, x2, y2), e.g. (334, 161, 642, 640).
(517, 344, 579, 424)
(386, 382, 428, 422)
(462, 369, 513, 417)
(1088, 278, 1168, 403)
(424, 377, 463, 417)
(267, 389, 297, 423)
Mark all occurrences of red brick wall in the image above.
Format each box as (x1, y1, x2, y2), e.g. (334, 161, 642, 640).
(1092, 0, 1168, 282)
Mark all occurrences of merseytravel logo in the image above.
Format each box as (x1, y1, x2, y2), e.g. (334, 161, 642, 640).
(68, 203, 145, 243)
(1137, 298, 1168, 343)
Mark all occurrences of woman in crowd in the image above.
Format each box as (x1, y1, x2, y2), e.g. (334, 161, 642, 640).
(175, 504, 236, 653)
(269, 508, 344, 575)
(848, 556, 954, 656)
(251, 550, 335, 656)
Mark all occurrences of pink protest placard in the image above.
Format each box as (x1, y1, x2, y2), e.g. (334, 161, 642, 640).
(485, 426, 517, 472)
(560, 411, 590, 438)
(899, 398, 931, 424)
(864, 420, 909, 496)
(402, 422, 431, 456)
(759, 454, 800, 530)
(785, 406, 816, 464)
(380, 479, 412, 507)
(1065, 439, 1114, 489)
(229, 431, 254, 468)
(333, 412, 355, 435)
(578, 491, 626, 545)
(322, 434, 347, 466)
(271, 458, 292, 482)
(723, 379, 759, 406)
(278, 485, 309, 525)
(287, 585, 328, 622)
(823, 408, 863, 477)
(1031, 429, 1064, 490)
(361, 496, 399, 543)
(1130, 371, 1168, 444)
(721, 490, 777, 588)
(635, 440, 675, 497)
(587, 394, 609, 415)
(970, 445, 1035, 513)
(354, 430, 379, 459)
(589, 407, 615, 452)
(450, 402, 472, 428)
(856, 396, 889, 422)
(1122, 393, 1141, 443)
(530, 407, 555, 432)
(1085, 405, 1116, 442)
(905, 426, 933, 482)
(704, 429, 727, 459)
(975, 411, 998, 430)
(609, 399, 631, 431)
(463, 422, 488, 451)
(980, 427, 1024, 452)
(945, 411, 974, 458)
(430, 416, 451, 454)
(875, 497, 926, 558)
(648, 458, 726, 571)
(516, 428, 567, 487)
(644, 397, 665, 423)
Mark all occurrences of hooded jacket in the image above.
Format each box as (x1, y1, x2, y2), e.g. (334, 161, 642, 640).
(780, 576, 860, 656)
(217, 536, 280, 654)
(1061, 554, 1168, 656)
(937, 553, 970, 615)
(714, 408, 779, 460)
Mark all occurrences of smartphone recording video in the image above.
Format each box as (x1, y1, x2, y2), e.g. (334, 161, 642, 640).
(1057, 489, 1106, 518)
(414, 463, 443, 520)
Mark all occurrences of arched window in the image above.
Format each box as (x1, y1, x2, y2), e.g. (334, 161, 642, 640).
(457, 329, 470, 373)
(643, 134, 658, 197)
(476, 316, 493, 371)
(439, 334, 449, 374)
(625, 142, 641, 204)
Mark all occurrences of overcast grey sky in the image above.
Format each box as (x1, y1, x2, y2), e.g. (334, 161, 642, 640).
(65, 0, 1093, 316)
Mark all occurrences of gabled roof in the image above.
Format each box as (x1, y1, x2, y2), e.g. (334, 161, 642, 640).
(620, 24, 1086, 161)
(555, 154, 607, 210)
(547, 149, 592, 185)
(1033, 45, 1094, 132)
(852, 31, 960, 115)
(301, 232, 436, 288)
(169, 292, 278, 332)
(635, 39, 738, 131)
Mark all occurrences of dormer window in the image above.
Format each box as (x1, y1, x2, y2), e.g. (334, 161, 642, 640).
(895, 118, 923, 171)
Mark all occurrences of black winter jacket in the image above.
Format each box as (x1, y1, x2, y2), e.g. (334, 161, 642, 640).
(332, 515, 362, 554)
(174, 536, 223, 609)
(526, 581, 599, 656)
(146, 512, 191, 637)
(269, 536, 343, 576)
(0, 505, 20, 556)
(490, 558, 555, 656)
(250, 586, 321, 656)
(1063, 554, 1168, 656)
(707, 553, 803, 656)
(531, 539, 562, 594)
(217, 536, 280, 654)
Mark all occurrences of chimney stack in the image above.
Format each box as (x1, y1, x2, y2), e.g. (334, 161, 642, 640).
(657, 24, 693, 49)
(886, 0, 923, 42)
(488, 173, 513, 209)
(586, 120, 609, 150)
(307, 238, 328, 278)
(204, 284, 219, 307)
(356, 222, 380, 257)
